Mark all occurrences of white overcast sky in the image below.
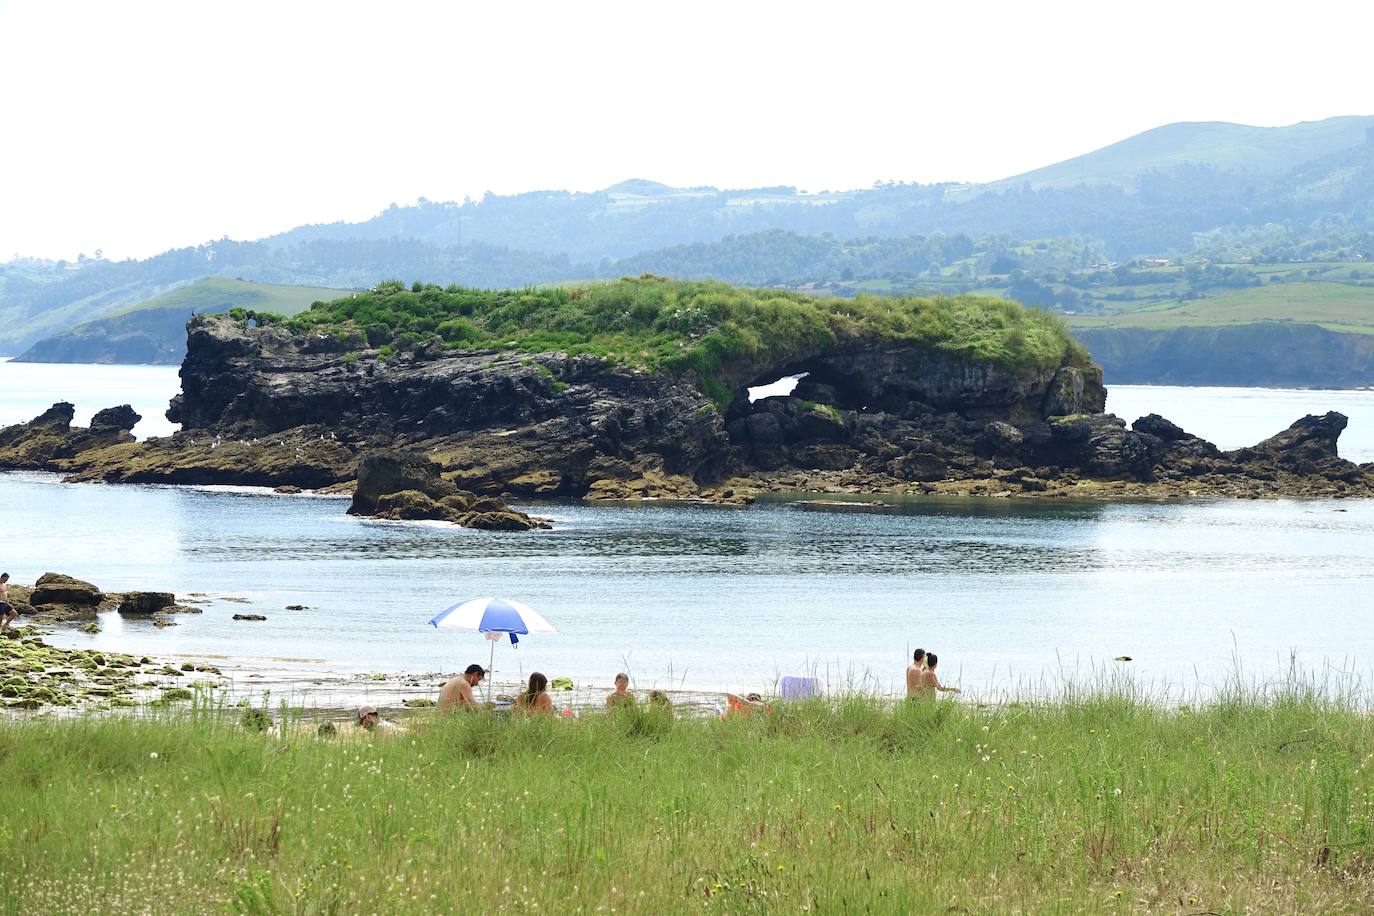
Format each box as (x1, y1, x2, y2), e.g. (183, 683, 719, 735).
(2, 0, 1372, 261)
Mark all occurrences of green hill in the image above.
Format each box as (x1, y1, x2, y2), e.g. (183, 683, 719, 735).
(1067, 280, 1374, 387)
(1068, 281, 1374, 335)
(992, 116, 1374, 190)
(15, 278, 352, 364)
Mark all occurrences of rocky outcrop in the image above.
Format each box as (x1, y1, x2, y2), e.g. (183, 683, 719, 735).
(351, 450, 549, 531)
(2, 313, 1371, 501)
(4, 575, 198, 625)
(0, 402, 139, 468)
(29, 573, 104, 609)
(349, 450, 457, 515)
(117, 592, 176, 615)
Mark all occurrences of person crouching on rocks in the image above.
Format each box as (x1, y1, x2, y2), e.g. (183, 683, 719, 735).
(357, 705, 405, 736)
(0, 573, 16, 632)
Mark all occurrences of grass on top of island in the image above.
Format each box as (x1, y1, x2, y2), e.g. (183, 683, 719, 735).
(233, 275, 1089, 405)
(4, 681, 1374, 913)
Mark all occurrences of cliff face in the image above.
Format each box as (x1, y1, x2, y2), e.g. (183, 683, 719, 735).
(1073, 323, 1374, 388)
(3, 314, 1370, 500)
(156, 315, 1109, 494)
(164, 316, 734, 493)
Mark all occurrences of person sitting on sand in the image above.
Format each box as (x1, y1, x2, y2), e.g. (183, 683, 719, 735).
(0, 573, 16, 632)
(606, 672, 636, 709)
(912, 653, 960, 700)
(904, 648, 927, 697)
(516, 672, 554, 716)
(648, 690, 673, 718)
(438, 664, 485, 713)
(357, 705, 406, 736)
(723, 692, 769, 718)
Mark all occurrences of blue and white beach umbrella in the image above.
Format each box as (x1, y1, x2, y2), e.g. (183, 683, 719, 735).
(429, 597, 557, 700)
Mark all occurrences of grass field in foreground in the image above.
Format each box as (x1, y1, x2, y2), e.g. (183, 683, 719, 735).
(4, 686, 1374, 913)
(1068, 281, 1374, 334)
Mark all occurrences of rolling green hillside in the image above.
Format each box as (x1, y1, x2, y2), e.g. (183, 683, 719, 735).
(992, 116, 1374, 190)
(15, 278, 352, 364)
(1067, 278, 1374, 387)
(1068, 281, 1374, 334)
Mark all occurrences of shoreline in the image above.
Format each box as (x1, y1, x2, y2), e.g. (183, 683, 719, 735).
(10, 465, 1374, 509)
(3, 629, 733, 720)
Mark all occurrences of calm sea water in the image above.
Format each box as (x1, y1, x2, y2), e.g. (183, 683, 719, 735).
(2, 361, 1372, 698)
(0, 358, 181, 439)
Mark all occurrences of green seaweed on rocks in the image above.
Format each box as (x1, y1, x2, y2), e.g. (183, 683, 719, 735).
(0, 633, 156, 709)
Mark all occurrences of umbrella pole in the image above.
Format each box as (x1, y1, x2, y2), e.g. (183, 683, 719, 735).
(487, 638, 495, 705)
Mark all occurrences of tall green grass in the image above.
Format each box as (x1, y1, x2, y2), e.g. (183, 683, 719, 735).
(249, 276, 1089, 407)
(3, 685, 1373, 913)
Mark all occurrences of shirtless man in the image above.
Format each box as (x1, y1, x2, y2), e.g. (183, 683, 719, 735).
(437, 663, 485, 713)
(0, 573, 17, 632)
(606, 672, 636, 709)
(904, 648, 927, 697)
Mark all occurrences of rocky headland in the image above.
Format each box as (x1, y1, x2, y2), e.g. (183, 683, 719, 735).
(1, 278, 1371, 503)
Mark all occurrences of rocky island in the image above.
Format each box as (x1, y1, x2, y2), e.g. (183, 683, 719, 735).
(0, 276, 1370, 502)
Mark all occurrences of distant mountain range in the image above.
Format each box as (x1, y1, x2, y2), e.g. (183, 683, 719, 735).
(3, 115, 1373, 358)
(986, 115, 1374, 190)
(12, 278, 349, 364)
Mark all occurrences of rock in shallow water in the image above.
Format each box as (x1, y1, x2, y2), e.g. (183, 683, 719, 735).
(29, 572, 103, 607)
(117, 591, 175, 614)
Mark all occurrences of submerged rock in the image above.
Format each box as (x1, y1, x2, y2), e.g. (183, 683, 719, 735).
(118, 591, 176, 615)
(372, 489, 450, 521)
(463, 510, 546, 531)
(355, 448, 549, 530)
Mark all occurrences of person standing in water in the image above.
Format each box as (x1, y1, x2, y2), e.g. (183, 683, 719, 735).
(916, 652, 960, 700)
(0, 573, 17, 632)
(904, 648, 927, 697)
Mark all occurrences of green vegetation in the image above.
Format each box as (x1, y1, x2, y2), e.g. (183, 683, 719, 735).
(286, 276, 1087, 404)
(1069, 281, 1374, 335)
(14, 278, 353, 364)
(4, 686, 1374, 912)
(112, 277, 349, 320)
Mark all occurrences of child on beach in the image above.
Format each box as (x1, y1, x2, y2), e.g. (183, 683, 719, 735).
(606, 672, 636, 709)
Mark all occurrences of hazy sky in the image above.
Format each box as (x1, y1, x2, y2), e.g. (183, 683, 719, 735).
(2, 0, 1372, 261)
